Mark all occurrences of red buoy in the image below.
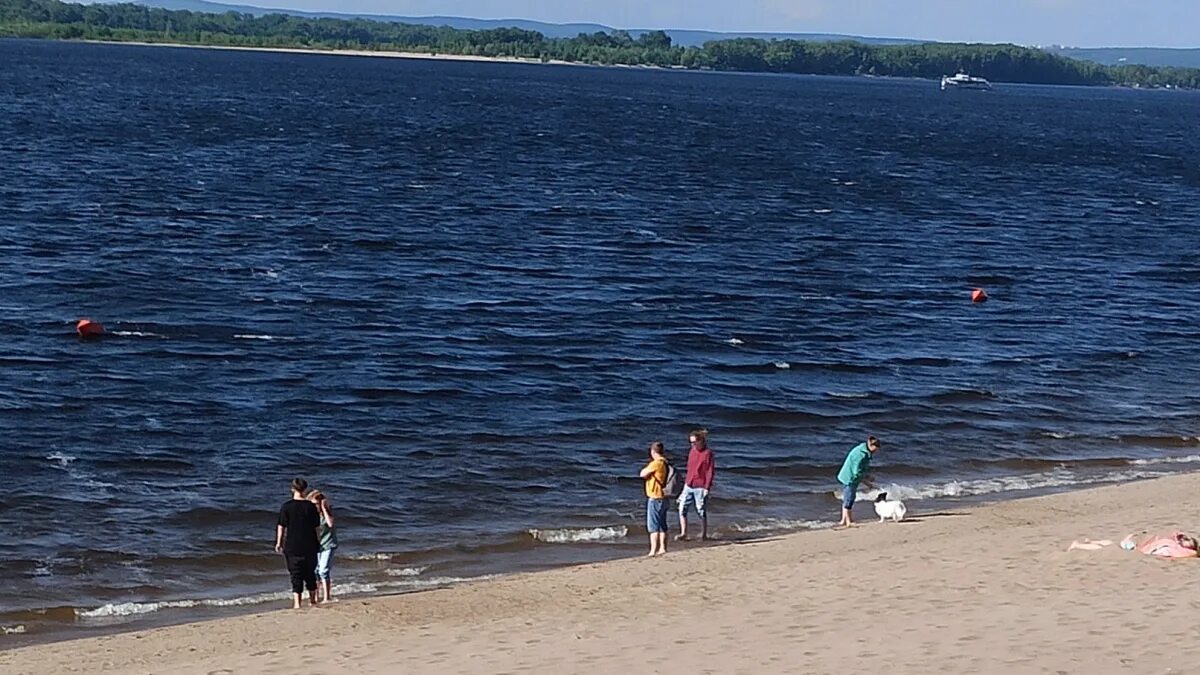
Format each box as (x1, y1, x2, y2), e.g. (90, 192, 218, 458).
(971, 289, 989, 304)
(76, 319, 105, 338)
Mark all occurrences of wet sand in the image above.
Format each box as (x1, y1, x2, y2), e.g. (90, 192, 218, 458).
(5, 473, 1200, 674)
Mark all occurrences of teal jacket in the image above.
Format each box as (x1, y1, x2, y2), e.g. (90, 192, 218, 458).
(837, 443, 872, 486)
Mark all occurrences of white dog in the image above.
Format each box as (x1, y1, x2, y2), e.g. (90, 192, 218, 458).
(873, 492, 907, 523)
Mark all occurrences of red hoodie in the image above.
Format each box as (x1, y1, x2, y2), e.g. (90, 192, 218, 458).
(685, 447, 715, 490)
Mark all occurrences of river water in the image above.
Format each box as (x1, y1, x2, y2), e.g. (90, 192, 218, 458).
(1, 39, 1198, 640)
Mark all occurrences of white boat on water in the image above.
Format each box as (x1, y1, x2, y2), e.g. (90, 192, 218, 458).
(941, 73, 992, 91)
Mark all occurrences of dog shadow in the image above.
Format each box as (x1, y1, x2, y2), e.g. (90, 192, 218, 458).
(895, 511, 971, 523)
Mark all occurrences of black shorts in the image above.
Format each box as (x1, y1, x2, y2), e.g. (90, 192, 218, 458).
(284, 553, 317, 594)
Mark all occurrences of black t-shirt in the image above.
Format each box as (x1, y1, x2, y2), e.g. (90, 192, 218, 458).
(277, 499, 320, 556)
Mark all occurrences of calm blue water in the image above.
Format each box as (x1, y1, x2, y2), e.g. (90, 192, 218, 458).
(2, 39, 1199, 638)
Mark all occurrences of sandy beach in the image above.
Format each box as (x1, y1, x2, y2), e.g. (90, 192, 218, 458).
(5, 473, 1200, 674)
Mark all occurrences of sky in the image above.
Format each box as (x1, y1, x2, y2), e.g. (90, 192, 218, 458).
(241, 0, 1200, 48)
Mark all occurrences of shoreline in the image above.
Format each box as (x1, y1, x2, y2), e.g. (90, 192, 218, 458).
(2, 458, 1196, 648)
(28, 40, 1187, 89)
(80, 39, 600, 68)
(5, 471, 1200, 672)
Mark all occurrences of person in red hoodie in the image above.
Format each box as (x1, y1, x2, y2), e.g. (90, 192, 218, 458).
(676, 428, 715, 541)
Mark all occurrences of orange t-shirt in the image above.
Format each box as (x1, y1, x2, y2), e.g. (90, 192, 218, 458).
(643, 458, 667, 499)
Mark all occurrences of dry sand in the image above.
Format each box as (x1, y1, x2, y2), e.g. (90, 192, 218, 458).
(5, 473, 1200, 674)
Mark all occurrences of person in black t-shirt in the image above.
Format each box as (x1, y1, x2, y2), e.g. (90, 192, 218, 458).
(275, 477, 322, 609)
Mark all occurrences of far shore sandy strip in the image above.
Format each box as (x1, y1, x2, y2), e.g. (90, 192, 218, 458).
(6, 472, 1200, 673)
(83, 40, 611, 67)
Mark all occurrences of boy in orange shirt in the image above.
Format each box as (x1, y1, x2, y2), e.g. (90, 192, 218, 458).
(639, 441, 669, 556)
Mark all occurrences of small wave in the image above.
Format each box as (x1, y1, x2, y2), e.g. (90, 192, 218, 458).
(110, 331, 165, 338)
(847, 468, 1165, 503)
(812, 208, 834, 214)
(729, 519, 833, 533)
(726, 338, 745, 346)
(1130, 454, 1200, 466)
(1040, 431, 1076, 439)
(1116, 435, 1200, 448)
(78, 591, 290, 618)
(528, 526, 628, 544)
(77, 576, 491, 618)
(233, 334, 290, 341)
(46, 452, 76, 467)
(892, 356, 957, 367)
(384, 566, 428, 577)
(929, 389, 996, 404)
(827, 391, 870, 399)
(773, 362, 790, 370)
(343, 552, 395, 561)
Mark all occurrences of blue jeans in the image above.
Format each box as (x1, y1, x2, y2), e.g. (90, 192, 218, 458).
(316, 549, 334, 581)
(841, 483, 859, 509)
(678, 485, 709, 519)
(646, 498, 668, 534)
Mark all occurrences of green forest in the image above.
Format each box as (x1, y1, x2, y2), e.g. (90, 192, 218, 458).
(2, 0, 1198, 88)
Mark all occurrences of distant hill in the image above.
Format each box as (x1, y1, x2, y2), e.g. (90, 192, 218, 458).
(104, 0, 921, 46)
(1054, 47, 1200, 69)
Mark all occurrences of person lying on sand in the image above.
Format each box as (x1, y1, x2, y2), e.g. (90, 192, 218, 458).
(1122, 532, 1199, 558)
(1067, 532, 1198, 558)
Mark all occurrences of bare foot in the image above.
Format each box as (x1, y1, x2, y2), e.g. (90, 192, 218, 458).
(654, 550, 667, 556)
(700, 534, 711, 541)
(674, 534, 688, 542)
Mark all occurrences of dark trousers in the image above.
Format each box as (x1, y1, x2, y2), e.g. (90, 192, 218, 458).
(284, 553, 317, 594)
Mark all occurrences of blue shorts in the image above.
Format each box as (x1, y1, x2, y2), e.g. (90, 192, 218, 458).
(646, 498, 668, 534)
(316, 549, 334, 581)
(842, 483, 859, 509)
(678, 485, 709, 519)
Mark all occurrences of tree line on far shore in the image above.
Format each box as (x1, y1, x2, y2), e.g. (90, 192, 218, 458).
(2, 0, 1199, 89)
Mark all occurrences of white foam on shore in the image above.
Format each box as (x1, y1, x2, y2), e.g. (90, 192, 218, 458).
(1, 625, 26, 635)
(730, 519, 833, 533)
(853, 468, 1167, 503)
(1131, 454, 1200, 465)
(77, 576, 493, 619)
(78, 591, 290, 618)
(384, 566, 428, 577)
(343, 552, 395, 561)
(528, 526, 628, 544)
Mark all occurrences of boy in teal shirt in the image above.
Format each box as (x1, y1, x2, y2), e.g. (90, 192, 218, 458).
(837, 436, 880, 527)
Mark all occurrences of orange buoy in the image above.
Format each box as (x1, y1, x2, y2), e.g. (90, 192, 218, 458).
(971, 289, 988, 304)
(76, 319, 105, 338)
